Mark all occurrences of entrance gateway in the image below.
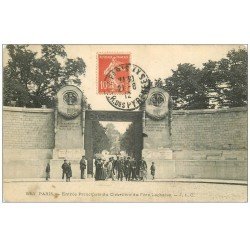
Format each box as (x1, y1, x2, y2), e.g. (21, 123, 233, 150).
(50, 85, 172, 178)
(84, 110, 143, 176)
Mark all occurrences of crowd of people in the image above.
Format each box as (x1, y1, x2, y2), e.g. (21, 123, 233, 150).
(45, 155, 156, 182)
(94, 156, 156, 181)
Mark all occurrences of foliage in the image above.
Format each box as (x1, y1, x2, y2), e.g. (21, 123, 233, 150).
(155, 48, 247, 109)
(215, 48, 247, 107)
(120, 123, 135, 156)
(92, 121, 111, 154)
(156, 63, 209, 109)
(3, 45, 86, 108)
(105, 123, 121, 154)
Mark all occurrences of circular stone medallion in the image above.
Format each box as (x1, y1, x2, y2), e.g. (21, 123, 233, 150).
(145, 87, 170, 120)
(57, 85, 83, 119)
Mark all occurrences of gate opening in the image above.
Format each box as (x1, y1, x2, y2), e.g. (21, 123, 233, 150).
(84, 110, 143, 176)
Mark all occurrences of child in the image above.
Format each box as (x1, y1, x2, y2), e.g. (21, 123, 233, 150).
(150, 162, 156, 180)
(45, 163, 50, 181)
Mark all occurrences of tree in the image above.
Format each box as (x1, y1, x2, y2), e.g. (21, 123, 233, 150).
(120, 123, 135, 156)
(200, 48, 248, 108)
(3, 45, 86, 108)
(199, 60, 223, 108)
(92, 121, 111, 154)
(156, 63, 209, 110)
(105, 123, 121, 154)
(155, 48, 248, 109)
(216, 48, 247, 107)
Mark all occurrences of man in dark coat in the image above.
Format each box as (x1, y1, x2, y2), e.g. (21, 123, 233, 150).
(150, 162, 156, 180)
(136, 159, 140, 179)
(113, 156, 119, 179)
(45, 163, 50, 181)
(124, 157, 131, 181)
(111, 157, 116, 180)
(65, 162, 72, 182)
(127, 157, 133, 181)
(80, 155, 87, 179)
(130, 158, 137, 181)
(61, 159, 68, 179)
(116, 157, 123, 181)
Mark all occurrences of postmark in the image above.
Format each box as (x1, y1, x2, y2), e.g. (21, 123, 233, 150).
(98, 53, 131, 94)
(105, 63, 151, 110)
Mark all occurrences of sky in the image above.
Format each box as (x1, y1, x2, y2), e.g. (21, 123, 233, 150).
(100, 121, 131, 134)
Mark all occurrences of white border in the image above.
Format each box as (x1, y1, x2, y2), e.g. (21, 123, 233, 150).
(0, 1, 249, 250)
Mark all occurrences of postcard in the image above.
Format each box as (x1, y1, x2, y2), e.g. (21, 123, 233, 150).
(2, 44, 247, 202)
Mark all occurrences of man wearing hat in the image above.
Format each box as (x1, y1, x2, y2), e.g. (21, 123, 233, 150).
(124, 156, 131, 181)
(80, 155, 87, 179)
(61, 159, 68, 180)
(130, 158, 137, 181)
(45, 163, 50, 181)
(65, 162, 72, 182)
(150, 162, 156, 180)
(116, 156, 124, 181)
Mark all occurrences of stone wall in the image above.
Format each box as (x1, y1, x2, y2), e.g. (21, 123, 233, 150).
(3, 106, 55, 149)
(152, 159, 247, 180)
(3, 107, 54, 178)
(143, 107, 247, 181)
(171, 107, 247, 150)
(4, 107, 246, 152)
(3, 106, 248, 180)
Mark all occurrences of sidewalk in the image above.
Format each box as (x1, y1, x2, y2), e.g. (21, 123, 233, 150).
(3, 178, 247, 185)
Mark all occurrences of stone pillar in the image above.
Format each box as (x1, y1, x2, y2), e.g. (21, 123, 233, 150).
(142, 87, 175, 178)
(82, 108, 87, 176)
(50, 85, 85, 179)
(84, 119, 94, 178)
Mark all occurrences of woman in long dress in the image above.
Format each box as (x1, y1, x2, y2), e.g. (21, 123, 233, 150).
(95, 158, 107, 180)
(95, 158, 101, 180)
(139, 159, 147, 181)
(100, 159, 107, 180)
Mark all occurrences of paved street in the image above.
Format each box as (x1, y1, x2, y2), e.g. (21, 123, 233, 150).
(3, 178, 247, 202)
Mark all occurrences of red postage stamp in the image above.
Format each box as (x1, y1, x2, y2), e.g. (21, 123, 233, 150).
(98, 53, 131, 94)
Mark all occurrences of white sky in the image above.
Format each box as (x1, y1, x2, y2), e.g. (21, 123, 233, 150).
(100, 121, 132, 134)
